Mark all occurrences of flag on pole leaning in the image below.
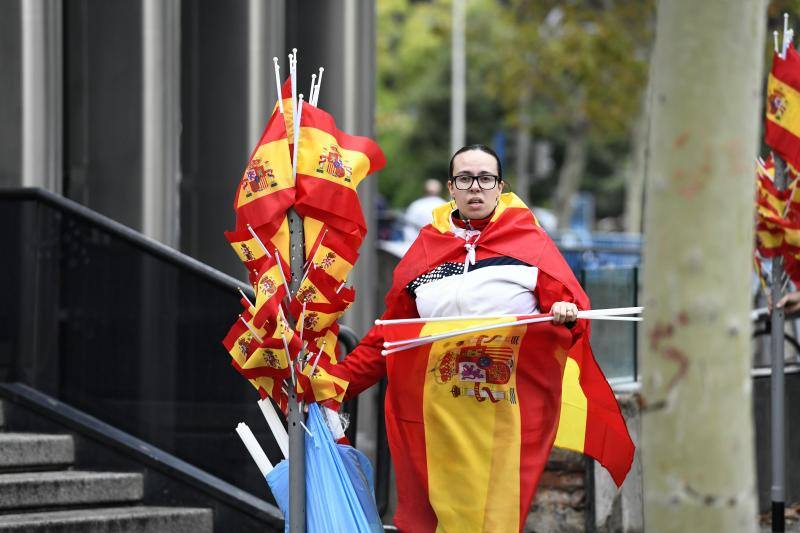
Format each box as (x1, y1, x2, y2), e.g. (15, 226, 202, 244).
(296, 327, 349, 408)
(290, 266, 356, 340)
(766, 45, 800, 166)
(222, 309, 290, 412)
(303, 224, 360, 284)
(251, 256, 290, 329)
(294, 103, 386, 244)
(225, 217, 291, 286)
(234, 106, 294, 231)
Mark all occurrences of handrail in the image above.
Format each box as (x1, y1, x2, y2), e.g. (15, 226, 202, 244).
(0, 382, 284, 527)
(0, 187, 251, 297)
(0, 185, 361, 349)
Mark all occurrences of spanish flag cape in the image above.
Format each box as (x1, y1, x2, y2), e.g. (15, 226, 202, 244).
(373, 193, 634, 532)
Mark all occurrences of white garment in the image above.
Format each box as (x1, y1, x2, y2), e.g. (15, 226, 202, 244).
(414, 264, 540, 318)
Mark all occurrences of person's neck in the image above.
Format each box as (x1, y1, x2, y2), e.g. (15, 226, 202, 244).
(452, 209, 494, 230)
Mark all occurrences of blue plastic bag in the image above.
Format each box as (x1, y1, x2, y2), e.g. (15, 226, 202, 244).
(265, 404, 383, 532)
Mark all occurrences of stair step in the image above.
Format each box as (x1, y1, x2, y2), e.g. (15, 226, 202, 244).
(0, 471, 143, 510)
(0, 506, 213, 532)
(0, 434, 74, 470)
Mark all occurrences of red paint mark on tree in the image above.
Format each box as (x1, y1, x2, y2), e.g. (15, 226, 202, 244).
(649, 313, 692, 393)
(649, 322, 674, 350)
(661, 346, 690, 391)
(678, 183, 703, 199)
(674, 131, 690, 148)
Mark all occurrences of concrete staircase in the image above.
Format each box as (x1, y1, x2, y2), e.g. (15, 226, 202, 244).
(0, 402, 213, 532)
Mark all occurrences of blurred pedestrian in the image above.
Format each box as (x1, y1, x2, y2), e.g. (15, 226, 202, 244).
(403, 179, 445, 241)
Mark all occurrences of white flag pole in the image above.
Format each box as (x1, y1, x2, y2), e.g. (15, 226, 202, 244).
(289, 50, 297, 112)
(312, 67, 324, 106)
(235, 423, 273, 476)
(257, 399, 289, 459)
(292, 95, 304, 184)
(273, 57, 283, 114)
(381, 309, 645, 354)
(246, 224, 273, 258)
(376, 306, 643, 326)
(308, 74, 316, 106)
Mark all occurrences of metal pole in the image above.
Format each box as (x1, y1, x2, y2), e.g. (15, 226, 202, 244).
(287, 207, 306, 533)
(770, 154, 787, 533)
(450, 0, 465, 154)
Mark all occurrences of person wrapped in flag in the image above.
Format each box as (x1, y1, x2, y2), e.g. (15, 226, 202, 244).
(328, 145, 634, 532)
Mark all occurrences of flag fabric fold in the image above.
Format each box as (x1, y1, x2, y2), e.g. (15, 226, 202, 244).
(294, 103, 386, 244)
(234, 106, 294, 231)
(376, 315, 634, 488)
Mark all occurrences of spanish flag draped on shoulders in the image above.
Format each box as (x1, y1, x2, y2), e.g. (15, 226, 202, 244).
(330, 193, 634, 533)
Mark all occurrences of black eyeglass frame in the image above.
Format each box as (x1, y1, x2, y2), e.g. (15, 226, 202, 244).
(450, 174, 501, 190)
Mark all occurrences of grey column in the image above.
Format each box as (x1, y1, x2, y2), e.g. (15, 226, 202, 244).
(340, 0, 381, 474)
(21, 0, 62, 193)
(248, 0, 285, 147)
(142, 0, 181, 247)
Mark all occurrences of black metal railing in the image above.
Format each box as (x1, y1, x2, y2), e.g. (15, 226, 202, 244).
(0, 187, 359, 505)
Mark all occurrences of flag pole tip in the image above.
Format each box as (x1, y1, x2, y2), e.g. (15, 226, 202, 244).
(381, 350, 389, 356)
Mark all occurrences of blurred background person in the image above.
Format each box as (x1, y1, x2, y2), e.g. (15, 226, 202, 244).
(403, 178, 445, 241)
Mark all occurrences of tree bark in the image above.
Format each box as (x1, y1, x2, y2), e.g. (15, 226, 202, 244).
(640, 1, 765, 531)
(624, 96, 649, 234)
(553, 124, 588, 230)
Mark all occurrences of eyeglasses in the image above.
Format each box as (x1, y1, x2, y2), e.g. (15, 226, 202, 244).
(451, 174, 500, 190)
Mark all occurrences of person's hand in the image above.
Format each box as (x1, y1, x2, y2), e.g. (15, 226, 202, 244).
(776, 291, 800, 314)
(551, 301, 578, 325)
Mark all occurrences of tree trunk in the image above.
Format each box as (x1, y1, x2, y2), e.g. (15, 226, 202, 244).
(624, 95, 649, 234)
(553, 124, 588, 230)
(640, 1, 765, 531)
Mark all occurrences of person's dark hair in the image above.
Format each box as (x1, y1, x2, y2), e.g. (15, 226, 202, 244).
(448, 144, 503, 181)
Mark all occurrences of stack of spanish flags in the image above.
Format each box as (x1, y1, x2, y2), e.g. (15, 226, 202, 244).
(756, 23, 800, 288)
(222, 53, 385, 413)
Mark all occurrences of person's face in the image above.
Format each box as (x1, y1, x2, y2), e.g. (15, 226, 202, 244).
(447, 150, 504, 220)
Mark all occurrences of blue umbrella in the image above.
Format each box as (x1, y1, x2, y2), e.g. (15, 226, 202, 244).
(266, 403, 383, 532)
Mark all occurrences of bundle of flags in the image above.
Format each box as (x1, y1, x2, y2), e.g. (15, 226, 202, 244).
(757, 19, 800, 290)
(222, 51, 385, 413)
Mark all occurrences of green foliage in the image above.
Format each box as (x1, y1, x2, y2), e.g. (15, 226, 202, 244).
(376, 0, 654, 217)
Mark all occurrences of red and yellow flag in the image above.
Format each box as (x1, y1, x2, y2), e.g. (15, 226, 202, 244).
(304, 227, 359, 284)
(290, 267, 356, 340)
(225, 217, 290, 285)
(766, 46, 800, 165)
(294, 103, 386, 244)
(297, 327, 349, 407)
(374, 316, 633, 531)
(234, 106, 294, 231)
(251, 256, 289, 329)
(222, 309, 289, 410)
